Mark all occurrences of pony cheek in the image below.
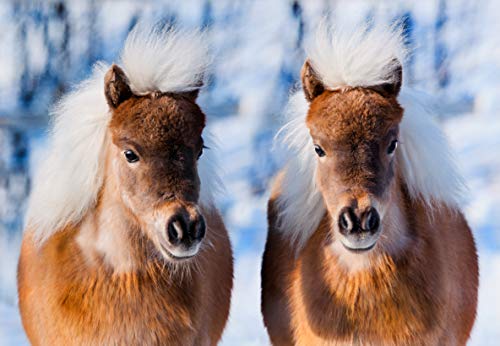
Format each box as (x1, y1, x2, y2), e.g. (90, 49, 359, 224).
(116, 171, 150, 215)
(322, 197, 341, 225)
(315, 167, 329, 194)
(316, 171, 339, 215)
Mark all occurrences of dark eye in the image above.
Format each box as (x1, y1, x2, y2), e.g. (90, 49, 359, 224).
(387, 140, 398, 155)
(314, 144, 326, 157)
(124, 149, 139, 163)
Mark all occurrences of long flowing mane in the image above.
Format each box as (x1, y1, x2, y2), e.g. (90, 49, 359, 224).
(276, 22, 467, 250)
(26, 26, 221, 246)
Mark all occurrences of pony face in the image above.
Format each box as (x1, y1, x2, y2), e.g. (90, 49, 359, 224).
(105, 65, 206, 262)
(302, 61, 403, 255)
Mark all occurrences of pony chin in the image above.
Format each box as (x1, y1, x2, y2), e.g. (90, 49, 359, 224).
(337, 230, 381, 253)
(157, 241, 201, 262)
(329, 238, 377, 272)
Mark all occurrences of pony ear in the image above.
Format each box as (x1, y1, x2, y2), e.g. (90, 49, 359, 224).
(179, 88, 200, 102)
(104, 64, 133, 109)
(301, 59, 325, 102)
(178, 80, 203, 102)
(371, 60, 403, 97)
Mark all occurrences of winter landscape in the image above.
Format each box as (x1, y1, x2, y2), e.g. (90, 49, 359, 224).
(1, 1, 499, 345)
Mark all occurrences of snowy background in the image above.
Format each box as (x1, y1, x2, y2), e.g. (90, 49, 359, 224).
(0, 0, 499, 345)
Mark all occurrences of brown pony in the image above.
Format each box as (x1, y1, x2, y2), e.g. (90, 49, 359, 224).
(18, 26, 233, 345)
(262, 23, 478, 345)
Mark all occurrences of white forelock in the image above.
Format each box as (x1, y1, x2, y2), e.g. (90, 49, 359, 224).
(306, 20, 407, 91)
(275, 23, 466, 250)
(26, 27, 217, 246)
(121, 25, 211, 95)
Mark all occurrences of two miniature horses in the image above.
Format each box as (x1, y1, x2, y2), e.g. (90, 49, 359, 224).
(262, 24, 478, 345)
(17, 22, 478, 346)
(18, 27, 232, 345)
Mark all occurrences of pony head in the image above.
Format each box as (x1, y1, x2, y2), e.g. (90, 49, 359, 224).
(303, 58, 403, 253)
(27, 25, 221, 263)
(276, 21, 465, 266)
(104, 64, 207, 261)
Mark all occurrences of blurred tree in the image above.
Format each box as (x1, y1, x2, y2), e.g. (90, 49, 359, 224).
(87, 0, 103, 69)
(400, 11, 415, 84)
(249, 0, 305, 194)
(15, 1, 41, 110)
(202, 0, 214, 28)
(15, 1, 70, 112)
(42, 1, 70, 101)
(201, 0, 215, 94)
(435, 0, 449, 89)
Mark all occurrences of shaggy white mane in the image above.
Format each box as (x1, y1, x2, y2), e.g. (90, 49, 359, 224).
(26, 26, 218, 246)
(276, 23, 467, 250)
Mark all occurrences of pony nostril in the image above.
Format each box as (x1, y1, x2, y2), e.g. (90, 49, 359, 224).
(192, 217, 206, 241)
(167, 219, 184, 245)
(338, 208, 355, 234)
(340, 213, 349, 229)
(362, 208, 380, 233)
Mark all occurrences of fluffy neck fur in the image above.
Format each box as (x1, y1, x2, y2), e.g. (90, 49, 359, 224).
(295, 222, 443, 345)
(291, 177, 445, 344)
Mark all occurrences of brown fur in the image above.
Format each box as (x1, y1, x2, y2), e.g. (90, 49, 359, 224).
(261, 62, 478, 345)
(18, 65, 233, 345)
(263, 189, 478, 345)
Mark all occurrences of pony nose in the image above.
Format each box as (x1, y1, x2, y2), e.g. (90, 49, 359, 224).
(338, 207, 380, 235)
(361, 207, 380, 233)
(166, 214, 206, 246)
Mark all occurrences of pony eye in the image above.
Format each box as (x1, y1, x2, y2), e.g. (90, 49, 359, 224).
(387, 140, 398, 155)
(314, 144, 326, 157)
(124, 149, 139, 163)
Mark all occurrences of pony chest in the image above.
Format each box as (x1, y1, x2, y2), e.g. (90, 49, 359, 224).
(53, 269, 200, 339)
(290, 259, 443, 344)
